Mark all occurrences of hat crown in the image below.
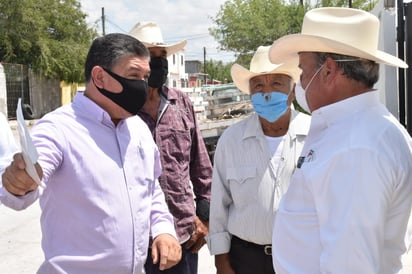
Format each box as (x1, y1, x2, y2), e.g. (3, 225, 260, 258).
(129, 21, 166, 45)
(129, 21, 187, 56)
(231, 46, 300, 94)
(249, 46, 280, 73)
(302, 8, 379, 54)
(269, 7, 407, 68)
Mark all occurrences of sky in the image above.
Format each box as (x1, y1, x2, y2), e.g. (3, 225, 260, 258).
(78, 0, 236, 62)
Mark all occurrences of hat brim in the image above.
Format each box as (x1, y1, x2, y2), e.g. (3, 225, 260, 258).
(143, 40, 187, 56)
(269, 34, 408, 68)
(231, 62, 301, 94)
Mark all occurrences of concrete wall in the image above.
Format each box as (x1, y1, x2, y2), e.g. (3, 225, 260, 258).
(29, 71, 61, 118)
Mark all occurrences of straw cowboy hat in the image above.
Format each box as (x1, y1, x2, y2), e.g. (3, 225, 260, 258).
(129, 21, 187, 56)
(269, 7, 408, 68)
(231, 45, 301, 94)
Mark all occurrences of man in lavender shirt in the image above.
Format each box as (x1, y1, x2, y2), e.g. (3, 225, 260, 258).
(129, 22, 212, 274)
(0, 33, 181, 274)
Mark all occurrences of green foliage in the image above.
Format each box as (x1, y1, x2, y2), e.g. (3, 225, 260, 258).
(204, 59, 234, 83)
(209, 0, 307, 65)
(210, 0, 377, 64)
(313, 0, 378, 10)
(0, 0, 98, 82)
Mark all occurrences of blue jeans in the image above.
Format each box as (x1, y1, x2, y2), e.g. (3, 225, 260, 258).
(144, 242, 198, 274)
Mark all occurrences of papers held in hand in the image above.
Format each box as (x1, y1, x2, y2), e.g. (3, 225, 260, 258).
(16, 98, 45, 188)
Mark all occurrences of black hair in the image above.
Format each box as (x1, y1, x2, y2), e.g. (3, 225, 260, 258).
(84, 33, 149, 82)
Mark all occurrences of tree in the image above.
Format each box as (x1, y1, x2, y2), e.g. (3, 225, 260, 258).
(0, 0, 97, 82)
(209, 0, 306, 66)
(210, 0, 377, 66)
(315, 0, 378, 10)
(204, 59, 233, 83)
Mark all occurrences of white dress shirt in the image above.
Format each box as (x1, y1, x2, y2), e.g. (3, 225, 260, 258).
(273, 90, 412, 274)
(0, 112, 18, 174)
(0, 93, 176, 274)
(208, 110, 310, 255)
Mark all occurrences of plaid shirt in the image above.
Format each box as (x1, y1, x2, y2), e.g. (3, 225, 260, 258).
(138, 87, 212, 242)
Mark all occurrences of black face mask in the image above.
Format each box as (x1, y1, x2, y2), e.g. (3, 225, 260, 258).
(94, 68, 148, 115)
(148, 57, 168, 88)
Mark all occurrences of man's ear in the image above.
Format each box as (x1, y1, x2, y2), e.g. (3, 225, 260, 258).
(91, 66, 105, 88)
(323, 57, 339, 82)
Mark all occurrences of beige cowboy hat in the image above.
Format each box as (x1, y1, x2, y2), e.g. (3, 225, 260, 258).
(269, 7, 408, 68)
(231, 45, 301, 94)
(129, 21, 187, 56)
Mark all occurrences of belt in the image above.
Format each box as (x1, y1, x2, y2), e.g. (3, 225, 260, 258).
(231, 235, 272, 255)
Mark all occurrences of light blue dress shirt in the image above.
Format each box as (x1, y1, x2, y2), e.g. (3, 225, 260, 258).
(0, 92, 176, 274)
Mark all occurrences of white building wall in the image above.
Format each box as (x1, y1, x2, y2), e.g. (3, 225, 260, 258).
(371, 0, 400, 118)
(166, 50, 187, 89)
(0, 64, 7, 115)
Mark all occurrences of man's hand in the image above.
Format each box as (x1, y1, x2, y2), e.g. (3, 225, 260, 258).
(1, 153, 41, 196)
(215, 253, 235, 274)
(151, 233, 182, 271)
(186, 216, 208, 253)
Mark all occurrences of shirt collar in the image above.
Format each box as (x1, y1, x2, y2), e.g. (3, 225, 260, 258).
(311, 89, 379, 130)
(72, 91, 114, 126)
(242, 113, 262, 140)
(160, 86, 179, 102)
(242, 109, 308, 141)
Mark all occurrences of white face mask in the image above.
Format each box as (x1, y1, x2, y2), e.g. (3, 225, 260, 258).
(295, 64, 324, 113)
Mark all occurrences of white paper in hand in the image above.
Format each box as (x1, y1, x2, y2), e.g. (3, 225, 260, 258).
(16, 98, 45, 188)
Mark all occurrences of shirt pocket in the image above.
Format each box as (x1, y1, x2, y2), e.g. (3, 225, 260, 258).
(157, 128, 192, 169)
(226, 166, 257, 207)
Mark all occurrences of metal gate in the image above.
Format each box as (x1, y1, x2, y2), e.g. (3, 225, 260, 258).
(1, 62, 31, 119)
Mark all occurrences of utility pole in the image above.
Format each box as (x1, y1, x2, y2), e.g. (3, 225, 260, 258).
(101, 7, 106, 36)
(203, 47, 207, 84)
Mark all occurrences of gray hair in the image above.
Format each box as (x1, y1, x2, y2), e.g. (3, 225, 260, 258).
(314, 52, 379, 88)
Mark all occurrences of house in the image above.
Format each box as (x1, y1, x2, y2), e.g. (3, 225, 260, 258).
(167, 49, 188, 89)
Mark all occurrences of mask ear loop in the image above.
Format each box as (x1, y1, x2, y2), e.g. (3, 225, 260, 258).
(286, 77, 296, 107)
(304, 64, 325, 91)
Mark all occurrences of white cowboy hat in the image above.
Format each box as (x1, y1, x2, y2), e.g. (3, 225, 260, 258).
(269, 7, 408, 68)
(129, 21, 187, 56)
(231, 45, 301, 94)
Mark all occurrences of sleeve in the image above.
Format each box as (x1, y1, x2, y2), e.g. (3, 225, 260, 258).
(0, 113, 40, 209)
(149, 179, 178, 240)
(0, 187, 39, 210)
(186, 96, 213, 217)
(150, 148, 177, 240)
(312, 148, 411, 273)
(206, 135, 232, 255)
(0, 117, 63, 210)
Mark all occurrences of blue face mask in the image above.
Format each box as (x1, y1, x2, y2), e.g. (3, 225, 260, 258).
(251, 91, 289, 123)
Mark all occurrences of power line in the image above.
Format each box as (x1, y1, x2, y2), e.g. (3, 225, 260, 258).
(105, 18, 129, 33)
